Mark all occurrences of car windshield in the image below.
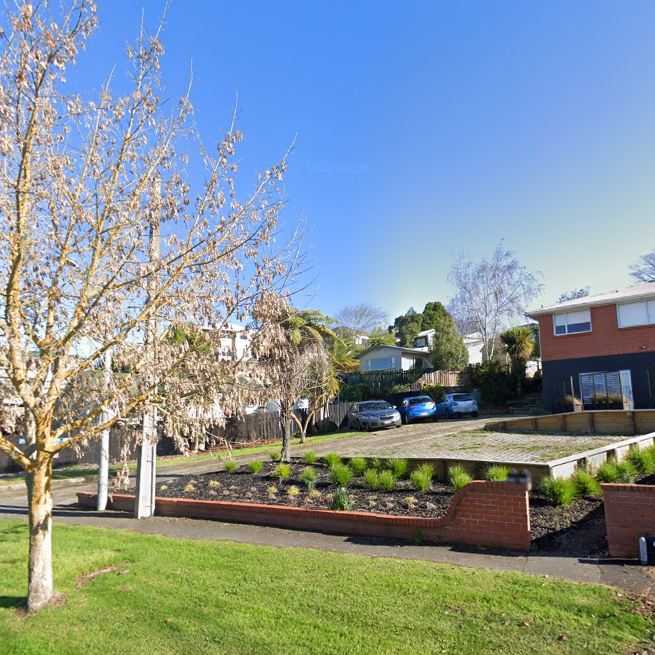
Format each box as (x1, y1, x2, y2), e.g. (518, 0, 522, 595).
(409, 397, 432, 405)
(453, 394, 474, 402)
(358, 402, 392, 411)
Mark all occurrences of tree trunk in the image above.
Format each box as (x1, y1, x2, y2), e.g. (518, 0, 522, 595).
(280, 413, 291, 462)
(26, 453, 54, 612)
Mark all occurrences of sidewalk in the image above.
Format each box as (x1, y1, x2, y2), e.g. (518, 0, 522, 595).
(0, 473, 652, 598)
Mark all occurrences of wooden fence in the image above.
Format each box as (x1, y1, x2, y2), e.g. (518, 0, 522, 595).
(346, 368, 468, 393)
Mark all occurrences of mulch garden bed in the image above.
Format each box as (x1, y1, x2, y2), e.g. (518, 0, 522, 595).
(144, 461, 655, 557)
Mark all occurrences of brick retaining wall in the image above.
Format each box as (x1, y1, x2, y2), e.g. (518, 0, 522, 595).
(78, 481, 531, 551)
(602, 483, 655, 558)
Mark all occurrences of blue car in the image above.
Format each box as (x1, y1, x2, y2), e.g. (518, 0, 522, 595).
(397, 396, 438, 424)
(435, 393, 479, 418)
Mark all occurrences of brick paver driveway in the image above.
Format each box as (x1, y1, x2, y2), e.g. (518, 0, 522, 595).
(319, 417, 624, 464)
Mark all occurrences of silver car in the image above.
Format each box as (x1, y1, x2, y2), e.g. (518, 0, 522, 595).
(348, 400, 402, 431)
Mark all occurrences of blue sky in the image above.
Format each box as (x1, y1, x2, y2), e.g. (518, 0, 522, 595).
(86, 1, 655, 323)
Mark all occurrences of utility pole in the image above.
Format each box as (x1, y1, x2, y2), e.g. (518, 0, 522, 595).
(97, 349, 112, 511)
(135, 181, 160, 519)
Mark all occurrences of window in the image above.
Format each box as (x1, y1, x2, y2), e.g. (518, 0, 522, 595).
(415, 336, 428, 348)
(617, 300, 655, 328)
(554, 309, 591, 335)
(579, 370, 633, 410)
(367, 356, 395, 371)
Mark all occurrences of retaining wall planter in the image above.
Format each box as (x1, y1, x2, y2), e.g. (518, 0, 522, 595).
(77, 480, 531, 551)
(602, 483, 655, 558)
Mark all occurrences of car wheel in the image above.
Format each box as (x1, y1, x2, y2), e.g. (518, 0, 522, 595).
(472, 412, 478, 418)
(431, 415, 438, 422)
(401, 414, 408, 425)
(447, 409, 453, 419)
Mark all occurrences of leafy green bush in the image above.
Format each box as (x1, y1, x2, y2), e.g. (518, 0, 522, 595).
(270, 451, 281, 462)
(273, 463, 292, 481)
(596, 459, 620, 483)
(388, 458, 409, 479)
(627, 448, 654, 475)
(301, 467, 317, 490)
(224, 461, 238, 472)
(247, 460, 263, 474)
(484, 465, 509, 482)
(538, 476, 577, 506)
(332, 487, 351, 511)
(378, 470, 396, 491)
(323, 452, 341, 469)
(303, 451, 318, 465)
(410, 465, 432, 492)
(615, 461, 636, 483)
(363, 468, 379, 490)
(571, 469, 601, 498)
(370, 458, 383, 470)
(331, 463, 353, 487)
(348, 457, 368, 476)
(641, 444, 655, 469)
(469, 361, 514, 405)
(449, 465, 473, 490)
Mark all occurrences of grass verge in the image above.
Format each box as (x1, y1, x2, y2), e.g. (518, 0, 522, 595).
(0, 520, 653, 654)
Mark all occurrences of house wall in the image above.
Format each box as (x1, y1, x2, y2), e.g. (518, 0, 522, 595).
(538, 304, 655, 362)
(541, 352, 655, 412)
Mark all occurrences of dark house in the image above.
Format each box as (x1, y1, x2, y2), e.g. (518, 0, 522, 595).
(527, 282, 655, 413)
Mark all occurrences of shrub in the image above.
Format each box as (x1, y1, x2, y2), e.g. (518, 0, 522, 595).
(248, 460, 263, 474)
(363, 468, 379, 490)
(615, 461, 636, 483)
(538, 476, 577, 506)
(388, 458, 409, 479)
(348, 457, 368, 476)
(485, 465, 509, 482)
(410, 468, 432, 493)
(332, 487, 351, 511)
(641, 444, 655, 470)
(270, 451, 280, 462)
(331, 463, 353, 487)
(224, 461, 238, 473)
(571, 469, 601, 498)
(627, 448, 654, 475)
(370, 458, 383, 470)
(272, 463, 292, 481)
(183, 482, 196, 493)
(301, 466, 317, 490)
(323, 452, 341, 469)
(287, 485, 301, 497)
(303, 451, 318, 465)
(378, 470, 396, 491)
(449, 465, 472, 490)
(266, 486, 278, 495)
(596, 459, 620, 483)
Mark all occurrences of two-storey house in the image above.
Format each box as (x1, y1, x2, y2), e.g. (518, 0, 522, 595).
(527, 282, 655, 413)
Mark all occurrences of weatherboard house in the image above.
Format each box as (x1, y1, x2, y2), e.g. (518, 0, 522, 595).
(527, 282, 655, 413)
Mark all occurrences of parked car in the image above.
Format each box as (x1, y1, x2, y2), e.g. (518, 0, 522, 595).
(397, 396, 438, 424)
(435, 393, 479, 418)
(347, 400, 402, 431)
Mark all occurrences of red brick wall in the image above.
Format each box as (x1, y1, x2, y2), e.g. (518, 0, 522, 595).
(602, 483, 655, 558)
(539, 304, 655, 362)
(78, 481, 531, 551)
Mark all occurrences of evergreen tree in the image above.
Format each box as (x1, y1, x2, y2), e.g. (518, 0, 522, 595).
(424, 302, 468, 370)
(392, 308, 423, 347)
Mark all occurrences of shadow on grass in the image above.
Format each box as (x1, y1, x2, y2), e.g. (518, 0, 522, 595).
(0, 596, 25, 610)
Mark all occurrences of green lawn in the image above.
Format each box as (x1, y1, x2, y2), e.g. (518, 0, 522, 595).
(0, 430, 361, 487)
(0, 521, 652, 654)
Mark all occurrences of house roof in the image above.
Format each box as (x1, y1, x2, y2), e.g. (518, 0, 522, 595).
(354, 344, 433, 359)
(527, 282, 655, 318)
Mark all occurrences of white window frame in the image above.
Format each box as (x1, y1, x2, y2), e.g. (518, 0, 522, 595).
(616, 300, 655, 329)
(553, 309, 592, 336)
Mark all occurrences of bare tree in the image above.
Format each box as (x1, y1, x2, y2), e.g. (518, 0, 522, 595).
(335, 302, 387, 334)
(447, 242, 544, 361)
(0, 1, 300, 611)
(629, 249, 655, 283)
(557, 287, 590, 303)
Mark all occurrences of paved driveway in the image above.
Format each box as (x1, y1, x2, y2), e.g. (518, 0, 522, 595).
(327, 417, 624, 464)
